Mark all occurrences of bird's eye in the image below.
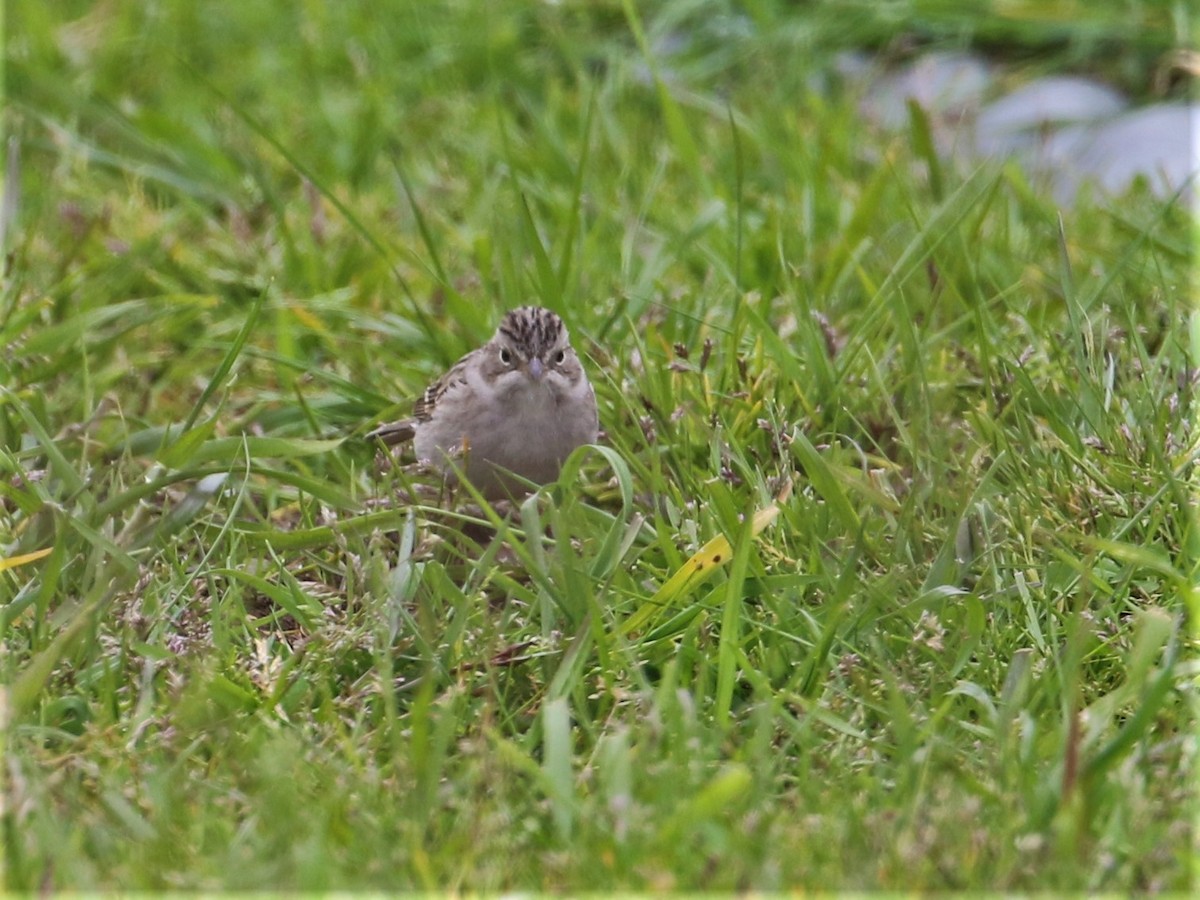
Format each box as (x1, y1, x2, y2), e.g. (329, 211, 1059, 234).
(499, 347, 513, 365)
(553, 349, 566, 365)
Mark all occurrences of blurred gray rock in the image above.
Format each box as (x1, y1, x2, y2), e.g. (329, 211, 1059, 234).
(857, 52, 1197, 207)
(1061, 104, 1195, 204)
(974, 76, 1128, 156)
(859, 51, 993, 131)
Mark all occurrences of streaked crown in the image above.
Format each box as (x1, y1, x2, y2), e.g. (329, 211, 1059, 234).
(497, 306, 567, 355)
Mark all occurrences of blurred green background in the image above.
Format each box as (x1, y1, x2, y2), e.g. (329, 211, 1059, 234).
(3, 0, 1194, 892)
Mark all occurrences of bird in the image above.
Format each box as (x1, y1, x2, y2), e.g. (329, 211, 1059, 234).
(367, 306, 599, 499)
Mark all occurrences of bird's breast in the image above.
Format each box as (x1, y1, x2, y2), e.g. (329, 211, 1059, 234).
(414, 378, 596, 493)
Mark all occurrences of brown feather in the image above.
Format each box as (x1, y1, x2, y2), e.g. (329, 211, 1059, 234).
(365, 419, 417, 446)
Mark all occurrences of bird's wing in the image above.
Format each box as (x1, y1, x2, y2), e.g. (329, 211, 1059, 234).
(412, 356, 471, 423)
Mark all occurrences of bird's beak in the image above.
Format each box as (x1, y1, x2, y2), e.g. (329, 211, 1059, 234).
(527, 357, 544, 381)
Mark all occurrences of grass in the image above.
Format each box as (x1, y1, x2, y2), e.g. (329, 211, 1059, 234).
(3, 0, 1196, 891)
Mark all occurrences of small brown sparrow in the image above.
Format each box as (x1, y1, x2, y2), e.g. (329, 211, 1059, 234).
(368, 306, 599, 499)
